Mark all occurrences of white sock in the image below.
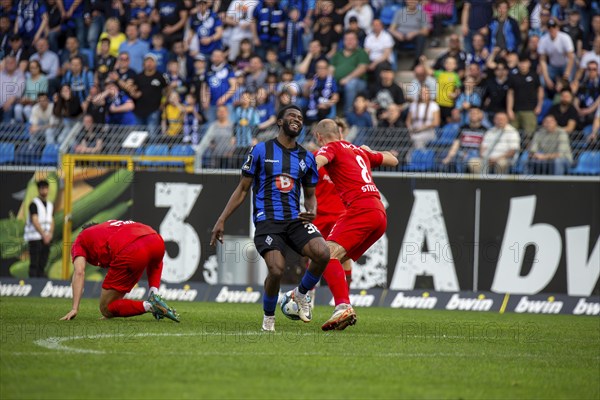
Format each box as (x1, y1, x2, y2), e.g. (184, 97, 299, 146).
(294, 287, 306, 299)
(149, 286, 159, 296)
(143, 301, 152, 312)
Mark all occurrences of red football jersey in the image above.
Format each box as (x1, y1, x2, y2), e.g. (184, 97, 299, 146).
(313, 151, 345, 217)
(71, 220, 158, 267)
(316, 141, 384, 208)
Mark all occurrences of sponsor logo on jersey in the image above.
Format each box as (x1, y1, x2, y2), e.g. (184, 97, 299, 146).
(445, 294, 493, 311)
(215, 286, 261, 303)
(391, 292, 437, 309)
(275, 174, 294, 192)
(264, 159, 279, 163)
(0, 281, 33, 297)
(514, 296, 563, 314)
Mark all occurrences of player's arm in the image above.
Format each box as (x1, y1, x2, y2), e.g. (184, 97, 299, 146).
(60, 256, 86, 320)
(360, 145, 399, 167)
(210, 175, 253, 245)
(315, 154, 329, 169)
(300, 185, 317, 222)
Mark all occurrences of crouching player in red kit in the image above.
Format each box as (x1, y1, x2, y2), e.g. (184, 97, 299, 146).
(314, 119, 398, 330)
(60, 220, 180, 322)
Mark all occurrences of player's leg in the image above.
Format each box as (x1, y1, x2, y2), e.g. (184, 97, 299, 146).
(261, 249, 287, 331)
(342, 260, 353, 289)
(294, 235, 330, 322)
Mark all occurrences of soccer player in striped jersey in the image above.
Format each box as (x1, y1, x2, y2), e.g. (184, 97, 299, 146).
(313, 119, 399, 331)
(211, 105, 330, 332)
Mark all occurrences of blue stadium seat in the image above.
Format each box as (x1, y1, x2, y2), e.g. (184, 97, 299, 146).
(430, 123, 460, 147)
(0, 142, 15, 164)
(380, 4, 401, 27)
(537, 98, 554, 124)
(571, 151, 600, 175)
(511, 150, 529, 175)
(39, 143, 59, 166)
(168, 144, 196, 167)
(404, 149, 435, 171)
(141, 144, 170, 167)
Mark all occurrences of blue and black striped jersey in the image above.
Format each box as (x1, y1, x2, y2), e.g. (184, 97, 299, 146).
(241, 139, 319, 223)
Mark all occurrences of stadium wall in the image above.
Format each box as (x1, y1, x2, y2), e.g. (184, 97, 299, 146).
(1, 170, 598, 297)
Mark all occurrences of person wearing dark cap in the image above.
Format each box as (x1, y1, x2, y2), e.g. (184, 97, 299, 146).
(507, 55, 544, 138)
(538, 19, 575, 91)
(210, 104, 331, 332)
(24, 180, 54, 278)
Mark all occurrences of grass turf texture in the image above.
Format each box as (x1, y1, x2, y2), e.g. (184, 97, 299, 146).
(1, 298, 598, 399)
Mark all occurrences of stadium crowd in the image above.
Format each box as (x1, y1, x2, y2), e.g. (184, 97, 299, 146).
(0, 0, 599, 173)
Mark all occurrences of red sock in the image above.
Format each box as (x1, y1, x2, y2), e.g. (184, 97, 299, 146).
(107, 299, 146, 317)
(345, 269, 352, 289)
(322, 259, 350, 306)
(147, 260, 163, 289)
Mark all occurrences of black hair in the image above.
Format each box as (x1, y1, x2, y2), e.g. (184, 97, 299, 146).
(81, 222, 99, 231)
(36, 180, 49, 188)
(277, 104, 302, 120)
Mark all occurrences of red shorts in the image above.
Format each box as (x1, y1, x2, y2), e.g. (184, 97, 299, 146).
(327, 203, 387, 261)
(102, 234, 165, 293)
(313, 213, 342, 239)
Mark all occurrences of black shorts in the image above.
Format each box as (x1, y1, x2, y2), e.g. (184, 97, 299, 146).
(254, 219, 323, 257)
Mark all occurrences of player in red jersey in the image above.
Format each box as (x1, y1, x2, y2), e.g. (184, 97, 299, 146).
(60, 220, 180, 322)
(313, 119, 398, 331)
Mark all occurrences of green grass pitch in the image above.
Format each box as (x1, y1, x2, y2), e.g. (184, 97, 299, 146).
(1, 297, 598, 399)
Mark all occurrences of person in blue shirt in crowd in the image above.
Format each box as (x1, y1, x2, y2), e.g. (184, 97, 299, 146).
(206, 48, 236, 123)
(188, 0, 223, 58)
(103, 81, 136, 125)
(252, 0, 285, 60)
(118, 23, 150, 73)
(14, 0, 47, 47)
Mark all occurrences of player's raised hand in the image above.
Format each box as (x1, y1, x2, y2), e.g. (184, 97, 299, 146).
(210, 221, 225, 246)
(60, 309, 78, 321)
(298, 211, 316, 222)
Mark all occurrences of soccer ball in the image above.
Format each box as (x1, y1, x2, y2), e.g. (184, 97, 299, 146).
(280, 290, 301, 320)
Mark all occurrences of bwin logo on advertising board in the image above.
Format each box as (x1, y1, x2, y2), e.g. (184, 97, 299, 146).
(329, 290, 375, 307)
(40, 281, 73, 298)
(514, 296, 563, 314)
(572, 298, 600, 316)
(0, 281, 32, 297)
(215, 286, 261, 303)
(391, 292, 437, 309)
(445, 294, 494, 311)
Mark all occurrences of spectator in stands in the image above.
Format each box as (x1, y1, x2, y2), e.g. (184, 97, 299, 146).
(14, 60, 47, 122)
(528, 0, 551, 38)
(109, 52, 136, 95)
(281, 5, 305, 67)
(378, 103, 404, 128)
(149, 33, 169, 74)
(97, 17, 126, 57)
(74, 114, 104, 154)
(466, 33, 489, 70)
(422, 54, 461, 123)
(197, 104, 234, 169)
(264, 48, 283, 77)
(507, 55, 544, 138)
(406, 86, 440, 150)
(346, 94, 373, 128)
(222, 0, 256, 61)
(435, 34, 467, 78)
(53, 84, 83, 130)
(576, 36, 600, 84)
(103, 81, 136, 126)
(245, 55, 268, 92)
(188, 54, 208, 110)
(408, 63, 437, 102)
(166, 58, 186, 96)
(313, 0, 344, 37)
(153, 0, 188, 49)
(130, 53, 168, 131)
(468, 112, 520, 174)
(507, 0, 528, 35)
(548, 89, 578, 134)
(344, 0, 373, 34)
(183, 93, 203, 144)
(483, 59, 510, 121)
(62, 55, 94, 104)
(251, 0, 284, 60)
(45, 0, 62, 52)
(590, 107, 600, 144)
(14, 0, 47, 47)
(551, 0, 569, 27)
(425, 0, 455, 48)
(313, 7, 340, 58)
(527, 114, 573, 175)
(206, 48, 236, 122)
(170, 40, 193, 81)
(389, 0, 430, 63)
(562, 8, 584, 58)
(94, 38, 115, 90)
(453, 76, 482, 126)
(0, 55, 24, 123)
(585, 15, 600, 52)
(538, 19, 575, 91)
(364, 19, 395, 76)
(521, 34, 541, 72)
(130, 0, 152, 26)
(0, 17, 8, 55)
(188, 0, 223, 59)
(233, 90, 259, 149)
(162, 91, 185, 137)
(30, 38, 59, 80)
(368, 62, 406, 119)
(488, 0, 521, 54)
(442, 107, 486, 172)
(346, 15, 367, 47)
(139, 22, 153, 44)
(254, 87, 277, 139)
(296, 39, 327, 83)
(330, 30, 369, 115)
(59, 36, 88, 73)
(305, 58, 339, 125)
(461, 0, 494, 54)
(6, 34, 32, 70)
(119, 24, 150, 73)
(85, 0, 110, 49)
(574, 61, 600, 130)
(81, 84, 107, 123)
(58, 0, 85, 48)
(28, 92, 56, 144)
